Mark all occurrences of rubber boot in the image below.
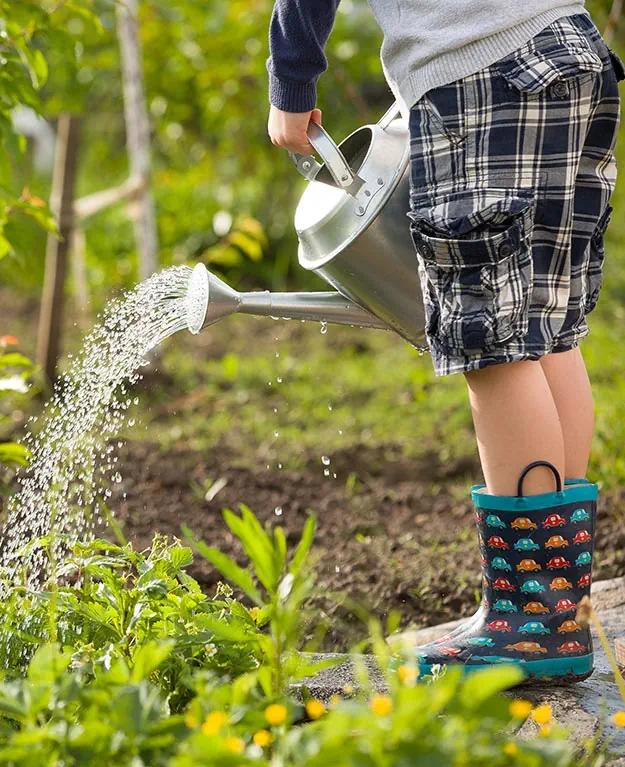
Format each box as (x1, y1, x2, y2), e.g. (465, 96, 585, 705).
(425, 476, 592, 649)
(411, 462, 597, 682)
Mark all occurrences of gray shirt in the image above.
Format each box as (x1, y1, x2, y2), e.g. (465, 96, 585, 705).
(268, 1, 587, 113)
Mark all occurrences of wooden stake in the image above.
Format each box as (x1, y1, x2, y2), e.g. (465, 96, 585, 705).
(604, 0, 623, 45)
(116, 0, 158, 281)
(37, 115, 81, 383)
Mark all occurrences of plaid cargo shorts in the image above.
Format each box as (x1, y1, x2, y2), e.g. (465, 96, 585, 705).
(408, 13, 622, 376)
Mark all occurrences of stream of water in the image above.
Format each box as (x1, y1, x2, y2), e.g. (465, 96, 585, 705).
(1, 265, 194, 590)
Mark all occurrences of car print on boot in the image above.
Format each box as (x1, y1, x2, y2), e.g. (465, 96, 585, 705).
(485, 619, 512, 632)
(467, 637, 495, 647)
(578, 573, 591, 588)
(439, 646, 462, 657)
(519, 621, 551, 635)
(493, 577, 516, 592)
(573, 530, 592, 545)
(550, 576, 573, 590)
(514, 538, 540, 552)
(517, 558, 541, 572)
(523, 601, 550, 614)
(556, 598, 577, 612)
(521, 579, 545, 594)
(492, 557, 512, 571)
(543, 513, 567, 528)
(546, 556, 570, 569)
(575, 552, 592, 566)
(493, 599, 518, 613)
(557, 640, 587, 654)
(511, 517, 538, 531)
(545, 535, 568, 548)
(488, 535, 509, 549)
(558, 619, 582, 633)
(570, 508, 590, 523)
(486, 514, 506, 529)
(504, 641, 548, 654)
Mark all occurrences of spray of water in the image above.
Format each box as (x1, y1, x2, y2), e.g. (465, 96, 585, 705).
(1, 266, 194, 590)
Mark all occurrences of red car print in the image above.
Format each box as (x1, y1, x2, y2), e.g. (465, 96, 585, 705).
(543, 513, 566, 528)
(546, 556, 570, 570)
(493, 577, 516, 592)
(488, 536, 509, 550)
(439, 646, 462, 657)
(556, 598, 577, 612)
(578, 573, 591, 588)
(573, 530, 592, 545)
(557, 640, 587, 654)
(550, 577, 573, 590)
(486, 620, 512, 632)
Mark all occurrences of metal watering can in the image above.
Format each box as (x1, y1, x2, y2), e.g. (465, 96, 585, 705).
(186, 104, 426, 347)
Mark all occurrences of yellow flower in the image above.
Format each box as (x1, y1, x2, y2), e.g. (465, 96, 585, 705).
(185, 712, 198, 729)
(613, 711, 625, 727)
(250, 607, 261, 622)
(201, 710, 228, 735)
(531, 704, 552, 726)
(343, 683, 354, 695)
(265, 703, 288, 726)
(509, 699, 532, 719)
(503, 742, 519, 757)
(369, 694, 393, 716)
(224, 736, 245, 753)
(539, 725, 552, 737)
(397, 665, 419, 685)
(253, 729, 274, 747)
(305, 699, 326, 720)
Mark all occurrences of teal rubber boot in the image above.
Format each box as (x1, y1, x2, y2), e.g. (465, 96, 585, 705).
(409, 462, 597, 682)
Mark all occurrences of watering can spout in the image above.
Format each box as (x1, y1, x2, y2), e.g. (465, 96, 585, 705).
(185, 264, 389, 335)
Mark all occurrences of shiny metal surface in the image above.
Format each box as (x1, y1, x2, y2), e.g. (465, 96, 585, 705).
(187, 264, 388, 334)
(294, 107, 426, 347)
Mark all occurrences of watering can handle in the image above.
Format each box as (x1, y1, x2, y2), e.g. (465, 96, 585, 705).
(377, 102, 402, 130)
(290, 120, 364, 195)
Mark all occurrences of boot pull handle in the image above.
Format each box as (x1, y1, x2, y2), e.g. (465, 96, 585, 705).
(517, 461, 562, 497)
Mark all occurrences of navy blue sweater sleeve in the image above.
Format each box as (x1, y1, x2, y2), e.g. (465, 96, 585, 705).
(267, 0, 341, 112)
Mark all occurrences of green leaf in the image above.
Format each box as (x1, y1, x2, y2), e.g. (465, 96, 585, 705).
(222, 509, 276, 594)
(0, 443, 30, 467)
(289, 515, 316, 577)
(459, 665, 525, 709)
(184, 532, 263, 607)
(195, 613, 259, 644)
(27, 643, 71, 684)
(0, 353, 33, 369)
(130, 640, 175, 683)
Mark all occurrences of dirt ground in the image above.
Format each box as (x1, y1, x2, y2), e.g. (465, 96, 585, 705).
(109, 439, 625, 652)
(3, 285, 625, 651)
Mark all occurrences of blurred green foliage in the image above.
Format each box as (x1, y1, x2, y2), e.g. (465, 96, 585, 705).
(1, 0, 623, 301)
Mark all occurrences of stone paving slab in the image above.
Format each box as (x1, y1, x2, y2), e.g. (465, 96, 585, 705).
(290, 577, 625, 761)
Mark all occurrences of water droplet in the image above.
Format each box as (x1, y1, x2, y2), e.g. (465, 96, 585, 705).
(321, 455, 331, 465)
(277, 377, 283, 383)
(274, 506, 283, 516)
(320, 321, 328, 335)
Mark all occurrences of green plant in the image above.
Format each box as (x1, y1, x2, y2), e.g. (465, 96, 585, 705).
(0, 335, 35, 494)
(0, 506, 615, 765)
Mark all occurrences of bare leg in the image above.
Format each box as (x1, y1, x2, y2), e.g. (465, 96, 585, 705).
(539, 347, 594, 480)
(465, 360, 565, 496)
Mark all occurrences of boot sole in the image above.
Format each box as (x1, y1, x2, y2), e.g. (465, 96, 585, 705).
(415, 654, 593, 683)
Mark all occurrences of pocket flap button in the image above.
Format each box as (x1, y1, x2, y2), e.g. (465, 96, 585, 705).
(553, 81, 569, 98)
(499, 241, 514, 258)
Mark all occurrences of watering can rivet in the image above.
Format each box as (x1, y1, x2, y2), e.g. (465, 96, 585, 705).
(341, 174, 349, 182)
(302, 160, 311, 171)
(357, 206, 365, 214)
(365, 190, 371, 197)
(377, 178, 384, 185)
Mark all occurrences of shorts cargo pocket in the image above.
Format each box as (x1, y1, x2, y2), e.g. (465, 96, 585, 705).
(585, 204, 612, 314)
(497, 24, 603, 94)
(410, 196, 535, 356)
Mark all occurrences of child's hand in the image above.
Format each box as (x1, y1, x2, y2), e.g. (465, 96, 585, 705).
(268, 105, 323, 155)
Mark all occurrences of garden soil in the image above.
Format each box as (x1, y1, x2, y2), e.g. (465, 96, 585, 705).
(108, 439, 625, 652)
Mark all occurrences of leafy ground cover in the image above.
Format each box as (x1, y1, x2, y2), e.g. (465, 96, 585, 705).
(0, 505, 617, 766)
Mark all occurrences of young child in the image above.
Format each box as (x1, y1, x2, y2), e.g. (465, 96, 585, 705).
(267, 2, 622, 681)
